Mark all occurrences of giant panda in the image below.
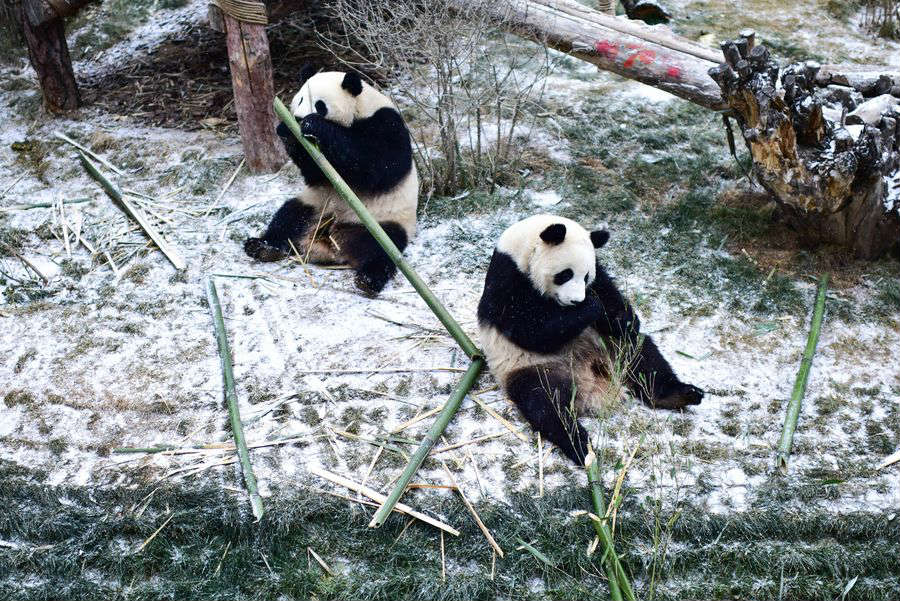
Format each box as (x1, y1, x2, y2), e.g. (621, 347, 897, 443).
(477, 215, 703, 464)
(244, 65, 418, 295)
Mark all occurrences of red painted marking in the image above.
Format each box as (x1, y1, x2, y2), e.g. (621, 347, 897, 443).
(624, 49, 655, 68)
(667, 66, 683, 79)
(594, 40, 618, 59)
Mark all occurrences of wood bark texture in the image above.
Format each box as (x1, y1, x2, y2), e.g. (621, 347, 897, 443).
(461, 0, 727, 109)
(18, 0, 80, 112)
(223, 12, 286, 173)
(710, 37, 900, 258)
(24, 0, 96, 26)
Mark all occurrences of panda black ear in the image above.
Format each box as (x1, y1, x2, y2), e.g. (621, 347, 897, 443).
(539, 223, 567, 245)
(590, 229, 610, 249)
(341, 72, 363, 96)
(298, 64, 319, 87)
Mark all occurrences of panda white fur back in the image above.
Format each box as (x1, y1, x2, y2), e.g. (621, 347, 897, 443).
(244, 67, 418, 295)
(478, 215, 703, 464)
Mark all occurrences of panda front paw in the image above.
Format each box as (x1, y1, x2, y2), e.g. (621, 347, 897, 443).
(300, 113, 326, 138)
(244, 237, 288, 263)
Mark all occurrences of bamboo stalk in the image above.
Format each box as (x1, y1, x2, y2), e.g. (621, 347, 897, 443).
(55, 131, 126, 176)
(775, 274, 829, 474)
(585, 450, 635, 601)
(206, 278, 264, 520)
(0, 198, 91, 212)
(441, 461, 504, 558)
(78, 151, 186, 270)
(273, 97, 480, 360)
(369, 358, 484, 529)
(308, 465, 460, 536)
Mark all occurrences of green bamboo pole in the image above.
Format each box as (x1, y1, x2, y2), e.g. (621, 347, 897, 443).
(586, 450, 635, 601)
(207, 278, 264, 520)
(775, 274, 829, 474)
(369, 358, 485, 528)
(273, 97, 480, 360)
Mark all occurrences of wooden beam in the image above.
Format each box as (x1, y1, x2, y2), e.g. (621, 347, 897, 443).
(460, 0, 727, 110)
(222, 12, 286, 173)
(18, 0, 80, 112)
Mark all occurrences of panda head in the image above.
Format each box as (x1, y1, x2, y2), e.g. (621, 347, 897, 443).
(289, 65, 393, 127)
(497, 215, 610, 306)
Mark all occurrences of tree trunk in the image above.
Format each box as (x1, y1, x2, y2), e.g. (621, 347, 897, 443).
(24, 0, 97, 26)
(222, 12, 286, 173)
(17, 0, 80, 112)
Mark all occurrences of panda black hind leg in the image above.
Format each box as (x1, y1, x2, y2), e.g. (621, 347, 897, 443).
(506, 365, 589, 465)
(244, 198, 315, 262)
(623, 334, 704, 410)
(333, 221, 408, 296)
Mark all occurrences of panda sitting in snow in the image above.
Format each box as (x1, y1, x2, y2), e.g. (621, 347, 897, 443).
(478, 215, 703, 465)
(245, 66, 418, 296)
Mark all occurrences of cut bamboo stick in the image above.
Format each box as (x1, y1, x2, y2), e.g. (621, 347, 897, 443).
(585, 450, 635, 601)
(55, 131, 126, 176)
(472, 394, 530, 442)
(207, 278, 264, 520)
(775, 274, 828, 474)
(273, 97, 479, 360)
(78, 151, 186, 270)
(308, 465, 460, 536)
(441, 461, 504, 558)
(369, 358, 484, 529)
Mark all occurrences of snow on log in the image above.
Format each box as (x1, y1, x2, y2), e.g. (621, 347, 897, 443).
(710, 36, 900, 259)
(459, 0, 728, 109)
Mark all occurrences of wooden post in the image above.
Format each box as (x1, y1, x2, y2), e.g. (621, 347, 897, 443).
(221, 12, 286, 173)
(17, 0, 80, 112)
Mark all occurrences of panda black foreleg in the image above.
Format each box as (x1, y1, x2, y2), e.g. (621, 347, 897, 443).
(621, 334, 704, 410)
(244, 198, 315, 262)
(333, 221, 408, 296)
(506, 365, 589, 465)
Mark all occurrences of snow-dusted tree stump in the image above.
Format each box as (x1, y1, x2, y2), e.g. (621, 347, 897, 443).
(710, 35, 900, 258)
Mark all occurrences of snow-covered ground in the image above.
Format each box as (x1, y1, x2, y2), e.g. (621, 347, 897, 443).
(1, 2, 899, 596)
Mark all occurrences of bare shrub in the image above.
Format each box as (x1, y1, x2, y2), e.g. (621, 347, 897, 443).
(863, 0, 900, 38)
(321, 0, 550, 200)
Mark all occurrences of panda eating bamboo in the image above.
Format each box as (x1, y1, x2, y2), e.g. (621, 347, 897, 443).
(478, 215, 703, 465)
(244, 66, 418, 296)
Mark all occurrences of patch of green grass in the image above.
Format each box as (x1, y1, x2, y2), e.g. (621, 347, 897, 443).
(66, 0, 187, 61)
(1, 464, 899, 601)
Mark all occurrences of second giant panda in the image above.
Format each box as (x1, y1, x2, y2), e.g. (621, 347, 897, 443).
(477, 215, 703, 464)
(244, 66, 418, 295)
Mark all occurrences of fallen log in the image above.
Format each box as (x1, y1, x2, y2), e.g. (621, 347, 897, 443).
(471, 0, 900, 257)
(460, 0, 727, 109)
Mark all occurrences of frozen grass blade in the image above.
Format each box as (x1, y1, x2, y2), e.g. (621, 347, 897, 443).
(206, 278, 264, 520)
(585, 450, 635, 601)
(273, 96, 479, 359)
(775, 274, 828, 474)
(369, 358, 484, 528)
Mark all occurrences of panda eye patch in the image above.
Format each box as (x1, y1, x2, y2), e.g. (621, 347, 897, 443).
(553, 269, 573, 285)
(584, 274, 589, 283)
(315, 100, 328, 116)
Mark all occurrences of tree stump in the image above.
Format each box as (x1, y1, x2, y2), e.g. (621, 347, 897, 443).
(710, 35, 900, 259)
(220, 11, 286, 173)
(17, 0, 80, 112)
